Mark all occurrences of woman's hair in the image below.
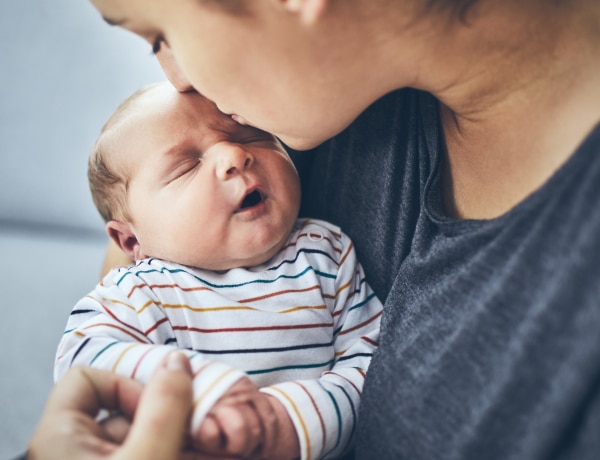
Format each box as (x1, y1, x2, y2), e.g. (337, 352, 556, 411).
(88, 84, 160, 223)
(426, 0, 480, 20)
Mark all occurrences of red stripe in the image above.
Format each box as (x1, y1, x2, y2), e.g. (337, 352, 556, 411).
(339, 311, 382, 336)
(131, 347, 155, 379)
(173, 322, 334, 334)
(144, 317, 170, 336)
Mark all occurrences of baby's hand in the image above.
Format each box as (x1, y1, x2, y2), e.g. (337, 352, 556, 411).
(194, 377, 299, 459)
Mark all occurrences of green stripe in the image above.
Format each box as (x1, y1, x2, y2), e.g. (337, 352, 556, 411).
(246, 359, 334, 375)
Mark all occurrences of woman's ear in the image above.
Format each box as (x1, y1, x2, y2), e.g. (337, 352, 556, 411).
(279, 0, 327, 25)
(106, 220, 144, 261)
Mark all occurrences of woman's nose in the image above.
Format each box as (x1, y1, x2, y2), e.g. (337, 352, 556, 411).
(214, 144, 254, 180)
(155, 45, 195, 93)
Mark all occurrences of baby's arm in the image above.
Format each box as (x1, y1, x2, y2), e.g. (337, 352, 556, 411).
(260, 234, 383, 460)
(54, 268, 246, 437)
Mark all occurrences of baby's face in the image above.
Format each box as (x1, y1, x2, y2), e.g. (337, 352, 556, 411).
(109, 83, 300, 270)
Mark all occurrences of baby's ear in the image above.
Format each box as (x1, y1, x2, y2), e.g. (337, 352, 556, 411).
(278, 0, 327, 25)
(106, 220, 143, 261)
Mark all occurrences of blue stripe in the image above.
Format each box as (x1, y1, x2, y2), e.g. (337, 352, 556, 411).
(314, 269, 336, 280)
(339, 386, 356, 454)
(322, 387, 343, 458)
(267, 248, 339, 271)
(348, 292, 378, 312)
(71, 309, 97, 315)
(196, 341, 333, 355)
(337, 352, 373, 363)
(117, 264, 336, 288)
(246, 359, 334, 375)
(333, 325, 343, 337)
(89, 341, 119, 366)
(70, 337, 91, 367)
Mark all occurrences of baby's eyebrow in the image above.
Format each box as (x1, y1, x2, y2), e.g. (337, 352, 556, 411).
(160, 142, 202, 166)
(163, 144, 185, 158)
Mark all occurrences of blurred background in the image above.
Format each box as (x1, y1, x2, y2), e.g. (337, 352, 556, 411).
(0, 1, 164, 457)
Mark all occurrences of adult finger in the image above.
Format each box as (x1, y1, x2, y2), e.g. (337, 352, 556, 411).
(28, 367, 141, 460)
(118, 352, 194, 460)
(47, 366, 145, 419)
(100, 413, 133, 444)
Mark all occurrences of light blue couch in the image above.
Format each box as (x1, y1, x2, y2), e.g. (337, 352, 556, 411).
(0, 1, 164, 456)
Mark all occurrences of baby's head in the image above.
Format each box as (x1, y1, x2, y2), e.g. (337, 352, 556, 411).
(89, 82, 300, 270)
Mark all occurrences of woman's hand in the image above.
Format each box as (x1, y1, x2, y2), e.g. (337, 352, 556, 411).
(27, 353, 193, 460)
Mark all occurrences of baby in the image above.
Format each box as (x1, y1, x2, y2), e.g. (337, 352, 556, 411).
(55, 82, 382, 460)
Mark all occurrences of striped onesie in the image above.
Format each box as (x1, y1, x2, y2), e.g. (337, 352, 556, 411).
(55, 219, 383, 459)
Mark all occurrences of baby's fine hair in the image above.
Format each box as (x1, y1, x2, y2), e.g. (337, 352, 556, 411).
(88, 83, 162, 223)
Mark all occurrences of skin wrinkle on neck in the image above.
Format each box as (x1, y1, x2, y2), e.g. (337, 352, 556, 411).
(413, 1, 600, 219)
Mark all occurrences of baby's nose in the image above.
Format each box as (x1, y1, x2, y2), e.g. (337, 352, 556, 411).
(215, 144, 254, 180)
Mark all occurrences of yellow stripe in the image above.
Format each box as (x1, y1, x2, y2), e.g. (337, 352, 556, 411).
(163, 304, 256, 313)
(193, 366, 239, 411)
(137, 300, 154, 314)
(279, 305, 327, 314)
(269, 386, 311, 460)
(111, 343, 138, 373)
(100, 297, 136, 311)
(335, 279, 352, 296)
(139, 301, 254, 315)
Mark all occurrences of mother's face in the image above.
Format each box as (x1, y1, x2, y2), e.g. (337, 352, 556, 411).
(89, 0, 360, 150)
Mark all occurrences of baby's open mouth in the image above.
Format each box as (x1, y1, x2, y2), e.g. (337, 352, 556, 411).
(238, 189, 265, 210)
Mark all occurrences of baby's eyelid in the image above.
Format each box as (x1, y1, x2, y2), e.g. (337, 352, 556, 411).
(166, 157, 202, 183)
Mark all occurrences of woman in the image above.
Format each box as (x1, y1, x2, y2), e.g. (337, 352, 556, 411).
(30, 0, 600, 458)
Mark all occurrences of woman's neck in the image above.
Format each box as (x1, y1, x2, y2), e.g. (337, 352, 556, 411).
(390, 0, 600, 219)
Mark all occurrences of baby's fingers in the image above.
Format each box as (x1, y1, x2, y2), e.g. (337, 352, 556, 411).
(194, 414, 225, 452)
(196, 403, 263, 458)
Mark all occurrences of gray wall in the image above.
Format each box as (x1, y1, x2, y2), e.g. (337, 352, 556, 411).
(0, 1, 166, 457)
(0, 0, 165, 234)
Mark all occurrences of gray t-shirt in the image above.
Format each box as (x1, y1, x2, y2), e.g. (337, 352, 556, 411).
(295, 89, 600, 459)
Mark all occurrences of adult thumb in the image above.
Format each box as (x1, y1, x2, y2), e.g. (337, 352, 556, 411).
(118, 352, 193, 460)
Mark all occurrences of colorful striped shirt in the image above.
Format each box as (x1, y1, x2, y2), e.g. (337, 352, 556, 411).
(54, 219, 382, 459)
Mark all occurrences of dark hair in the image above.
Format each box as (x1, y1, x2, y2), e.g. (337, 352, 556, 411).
(426, 0, 480, 21)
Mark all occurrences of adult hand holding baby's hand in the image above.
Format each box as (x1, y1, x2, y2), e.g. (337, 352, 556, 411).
(27, 353, 194, 460)
(195, 377, 299, 459)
